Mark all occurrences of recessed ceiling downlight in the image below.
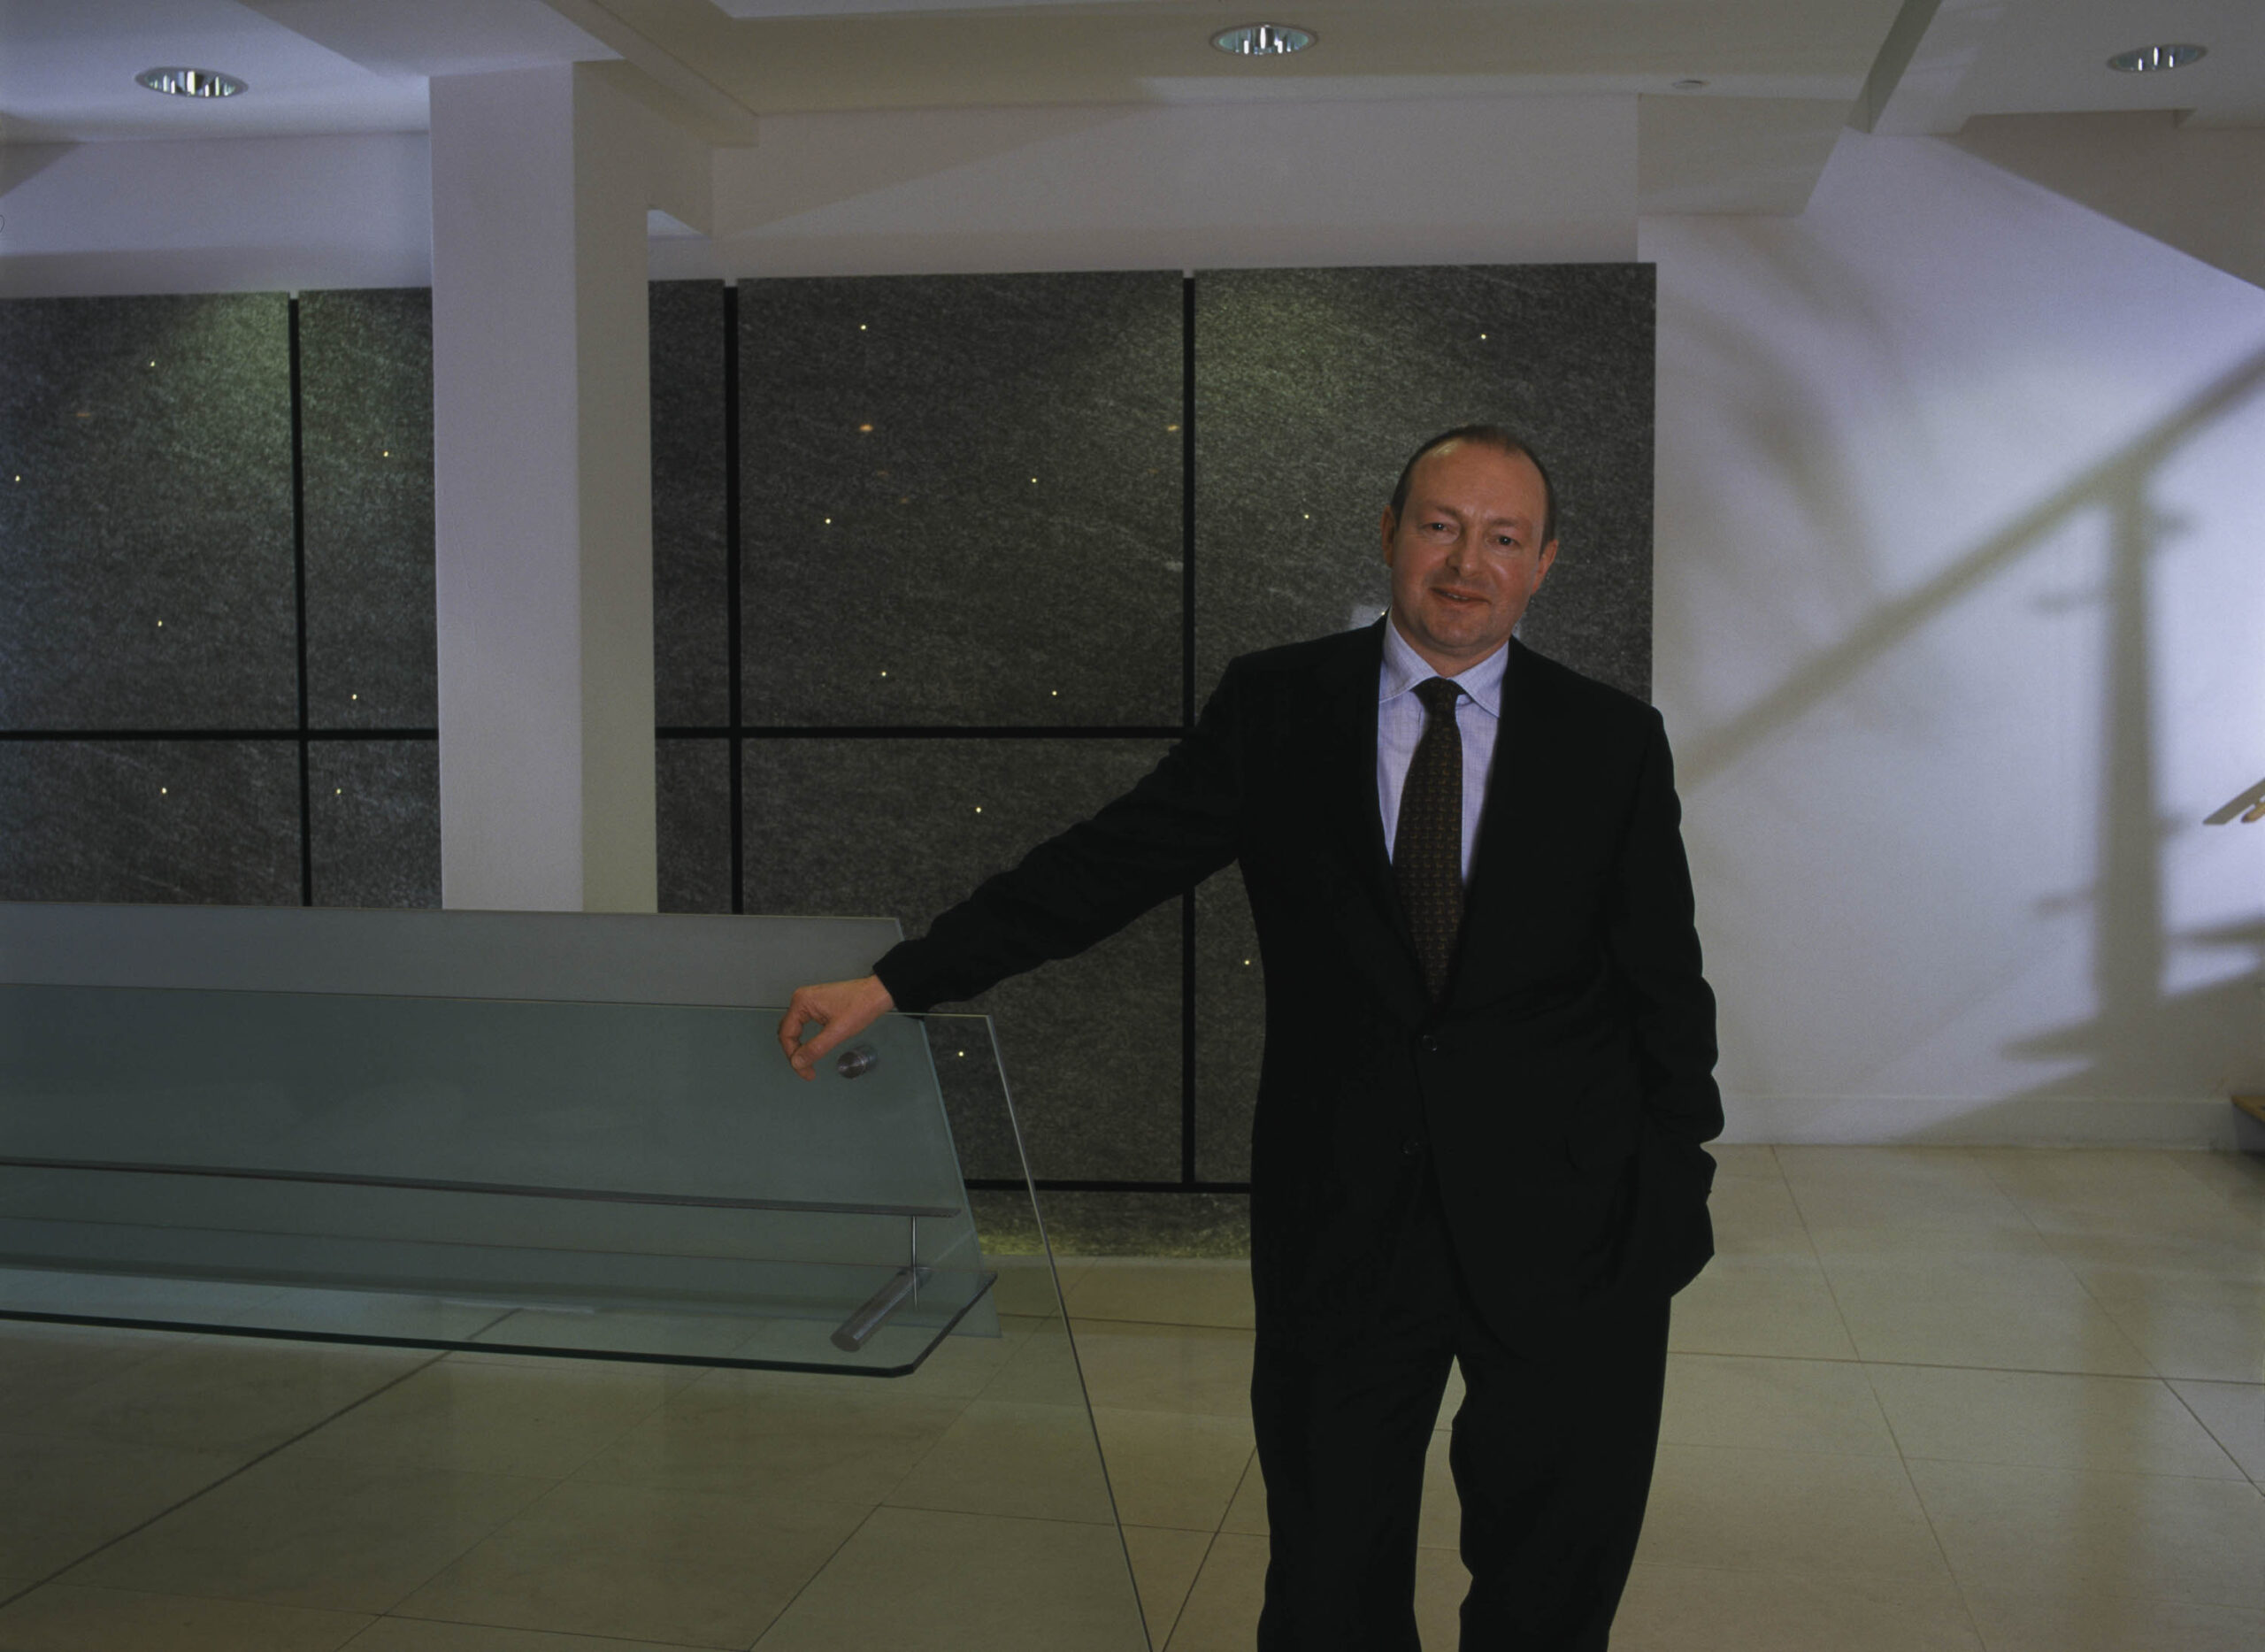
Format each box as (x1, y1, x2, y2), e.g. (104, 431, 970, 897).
(1212, 24, 1315, 57)
(136, 66, 247, 98)
(2108, 42, 2206, 73)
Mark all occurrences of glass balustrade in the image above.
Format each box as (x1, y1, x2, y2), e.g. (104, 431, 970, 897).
(0, 905, 1151, 1649)
(0, 983, 1002, 1370)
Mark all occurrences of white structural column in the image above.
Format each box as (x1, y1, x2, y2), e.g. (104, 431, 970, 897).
(428, 65, 708, 911)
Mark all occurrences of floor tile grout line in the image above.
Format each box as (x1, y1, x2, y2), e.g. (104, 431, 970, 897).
(0, 1326, 490, 1616)
(345, 1606, 717, 1650)
(1759, 1153, 1996, 1646)
(1158, 1447, 1262, 1652)
(744, 1498, 889, 1650)
(1160, 1523, 1227, 1652)
(7, 1152, 2246, 1640)
(1794, 1150, 2260, 1644)
(1086, 1316, 2211, 1390)
(867, 1501, 1125, 1533)
(1706, 1349, 2216, 1379)
(1218, 1442, 1262, 1533)
(2163, 1145, 2265, 1221)
(2158, 1375, 2261, 1487)
(1854, 1352, 1994, 1650)
(741, 1311, 1145, 1641)
(305, 1339, 631, 1625)
(1985, 1156, 2180, 1383)
(1764, 1140, 1864, 1363)
(1819, 1149, 2169, 1373)
(1065, 1327, 2207, 1387)
(477, 1358, 689, 1490)
(1890, 1447, 2264, 1486)
(1651, 1429, 2263, 1478)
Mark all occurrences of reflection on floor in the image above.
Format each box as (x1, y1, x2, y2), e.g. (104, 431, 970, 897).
(0, 1147, 2258, 1651)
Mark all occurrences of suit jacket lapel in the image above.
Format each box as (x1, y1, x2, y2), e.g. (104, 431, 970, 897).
(1313, 622, 1431, 1024)
(1451, 639, 1541, 1010)
(1321, 622, 1397, 918)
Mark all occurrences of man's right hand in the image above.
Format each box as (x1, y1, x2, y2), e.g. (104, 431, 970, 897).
(776, 975, 896, 1082)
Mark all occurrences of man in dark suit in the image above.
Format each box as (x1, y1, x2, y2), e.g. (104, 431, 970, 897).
(780, 426, 1720, 1651)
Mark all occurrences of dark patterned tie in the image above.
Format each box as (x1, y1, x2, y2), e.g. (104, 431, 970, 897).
(1394, 677, 1466, 1003)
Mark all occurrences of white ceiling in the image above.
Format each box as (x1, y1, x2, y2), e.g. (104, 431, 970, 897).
(0, 0, 413, 142)
(1877, 0, 2265, 131)
(0, 0, 2256, 217)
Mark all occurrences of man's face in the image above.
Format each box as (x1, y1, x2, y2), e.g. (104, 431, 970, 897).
(1379, 440, 1558, 675)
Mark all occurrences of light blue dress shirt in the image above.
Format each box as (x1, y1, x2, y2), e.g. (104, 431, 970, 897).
(1377, 620, 1506, 886)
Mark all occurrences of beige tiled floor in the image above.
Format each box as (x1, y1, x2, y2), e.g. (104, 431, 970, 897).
(0, 1147, 2256, 1650)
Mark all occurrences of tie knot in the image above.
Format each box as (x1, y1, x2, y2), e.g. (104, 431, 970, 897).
(1415, 677, 1463, 718)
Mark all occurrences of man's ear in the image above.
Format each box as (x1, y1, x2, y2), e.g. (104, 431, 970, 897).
(1534, 540, 1559, 586)
(1378, 508, 1398, 565)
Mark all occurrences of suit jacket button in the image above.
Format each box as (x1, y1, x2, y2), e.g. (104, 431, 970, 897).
(1418, 1034, 1439, 1054)
(1401, 1138, 1425, 1159)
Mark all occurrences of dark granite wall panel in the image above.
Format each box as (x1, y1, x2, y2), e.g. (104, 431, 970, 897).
(0, 741, 300, 904)
(651, 282, 730, 728)
(739, 273, 1183, 727)
(1194, 265, 1655, 702)
(742, 738, 1181, 1180)
(923, 1016, 1021, 1185)
(0, 295, 296, 730)
(309, 740, 439, 908)
(1194, 869, 1264, 1181)
(656, 737, 733, 914)
(298, 289, 436, 730)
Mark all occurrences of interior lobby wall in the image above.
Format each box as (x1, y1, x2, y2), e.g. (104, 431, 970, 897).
(0, 94, 1635, 302)
(7, 107, 2261, 1151)
(0, 262, 1655, 1200)
(1644, 127, 2265, 1147)
(0, 132, 433, 296)
(0, 288, 438, 908)
(648, 265, 1655, 1189)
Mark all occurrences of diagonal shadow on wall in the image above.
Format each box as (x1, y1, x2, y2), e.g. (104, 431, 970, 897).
(1681, 347, 2265, 788)
(0, 141, 75, 200)
(1682, 344, 2265, 1136)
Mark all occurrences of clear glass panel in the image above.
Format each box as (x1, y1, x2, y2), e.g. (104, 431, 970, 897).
(0, 986, 1148, 1649)
(0, 983, 996, 1370)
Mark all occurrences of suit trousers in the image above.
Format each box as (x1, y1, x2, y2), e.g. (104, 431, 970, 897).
(1250, 1157, 1671, 1652)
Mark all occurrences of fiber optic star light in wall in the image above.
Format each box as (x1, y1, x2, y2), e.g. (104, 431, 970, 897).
(2107, 42, 2206, 73)
(1212, 24, 1315, 56)
(136, 67, 247, 97)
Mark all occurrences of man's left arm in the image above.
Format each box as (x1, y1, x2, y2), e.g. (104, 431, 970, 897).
(1605, 710, 1724, 1152)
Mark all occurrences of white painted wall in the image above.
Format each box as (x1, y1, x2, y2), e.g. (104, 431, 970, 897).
(0, 133, 432, 296)
(1949, 111, 2265, 293)
(1644, 129, 2265, 1146)
(660, 95, 1638, 277)
(1, 94, 1636, 298)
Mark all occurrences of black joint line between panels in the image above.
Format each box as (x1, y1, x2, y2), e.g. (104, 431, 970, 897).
(723, 282, 746, 916)
(288, 296, 313, 907)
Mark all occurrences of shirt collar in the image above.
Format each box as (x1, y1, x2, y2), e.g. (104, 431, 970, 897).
(1379, 619, 1509, 718)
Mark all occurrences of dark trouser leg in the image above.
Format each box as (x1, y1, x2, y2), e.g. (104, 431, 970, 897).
(1251, 1179, 1460, 1652)
(1449, 1292, 1672, 1651)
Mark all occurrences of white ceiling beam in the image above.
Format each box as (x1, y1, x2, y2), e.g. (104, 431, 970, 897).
(535, 0, 761, 143)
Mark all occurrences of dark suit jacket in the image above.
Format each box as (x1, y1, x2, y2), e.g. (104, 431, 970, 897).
(875, 621, 1722, 1343)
